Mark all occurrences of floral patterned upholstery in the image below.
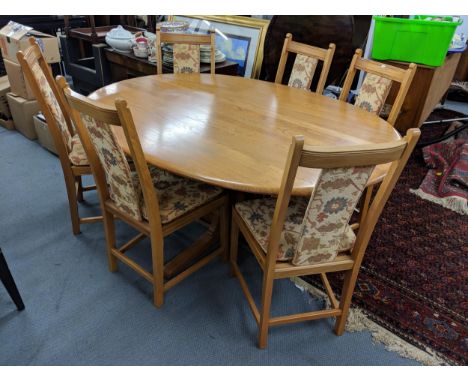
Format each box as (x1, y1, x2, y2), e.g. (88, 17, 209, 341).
(235, 197, 356, 262)
(131, 167, 223, 224)
(68, 134, 88, 166)
(173, 44, 200, 74)
(288, 54, 318, 90)
(30, 61, 73, 150)
(80, 113, 142, 220)
(354, 73, 393, 115)
(292, 166, 374, 265)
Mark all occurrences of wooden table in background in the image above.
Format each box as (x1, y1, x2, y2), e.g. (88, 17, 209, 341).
(90, 74, 400, 196)
(382, 53, 462, 132)
(104, 48, 239, 82)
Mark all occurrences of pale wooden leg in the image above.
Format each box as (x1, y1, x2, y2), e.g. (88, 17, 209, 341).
(359, 185, 374, 226)
(258, 273, 274, 349)
(219, 202, 229, 262)
(334, 269, 358, 335)
(64, 173, 81, 235)
(151, 236, 165, 308)
(102, 210, 118, 272)
(229, 212, 240, 277)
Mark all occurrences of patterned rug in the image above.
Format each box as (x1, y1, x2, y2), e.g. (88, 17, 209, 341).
(304, 108, 468, 365)
(411, 126, 468, 215)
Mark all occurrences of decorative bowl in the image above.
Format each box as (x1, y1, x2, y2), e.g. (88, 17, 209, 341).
(105, 25, 135, 53)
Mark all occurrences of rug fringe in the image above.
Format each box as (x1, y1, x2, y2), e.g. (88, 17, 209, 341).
(292, 277, 448, 366)
(410, 188, 468, 215)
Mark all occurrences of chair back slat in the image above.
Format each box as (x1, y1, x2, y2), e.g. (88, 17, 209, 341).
(275, 33, 335, 94)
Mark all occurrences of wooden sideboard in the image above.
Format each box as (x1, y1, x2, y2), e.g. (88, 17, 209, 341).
(381, 53, 462, 132)
(104, 48, 239, 82)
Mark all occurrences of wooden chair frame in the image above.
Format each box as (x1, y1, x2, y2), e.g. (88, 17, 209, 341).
(275, 33, 336, 94)
(155, 26, 216, 75)
(339, 48, 417, 126)
(339, 48, 417, 226)
(17, 37, 101, 235)
(230, 129, 420, 348)
(61, 83, 229, 307)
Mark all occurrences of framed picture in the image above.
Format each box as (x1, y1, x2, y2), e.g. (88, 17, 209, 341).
(168, 16, 270, 78)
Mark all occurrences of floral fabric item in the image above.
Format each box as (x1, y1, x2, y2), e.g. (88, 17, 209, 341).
(80, 113, 142, 220)
(293, 166, 374, 265)
(235, 196, 356, 262)
(131, 167, 223, 224)
(68, 134, 89, 166)
(30, 61, 73, 150)
(354, 73, 392, 115)
(173, 44, 200, 74)
(288, 54, 318, 90)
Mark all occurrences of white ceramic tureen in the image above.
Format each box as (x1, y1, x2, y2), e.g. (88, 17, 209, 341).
(105, 25, 135, 53)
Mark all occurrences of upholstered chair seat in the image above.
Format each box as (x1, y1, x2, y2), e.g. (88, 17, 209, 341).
(235, 197, 356, 262)
(131, 166, 223, 224)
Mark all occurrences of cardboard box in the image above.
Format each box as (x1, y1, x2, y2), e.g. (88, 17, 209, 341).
(6, 92, 40, 139)
(0, 117, 14, 130)
(3, 58, 35, 100)
(0, 21, 60, 64)
(33, 113, 57, 154)
(0, 75, 12, 119)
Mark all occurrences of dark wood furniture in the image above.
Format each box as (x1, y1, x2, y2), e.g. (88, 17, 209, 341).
(60, 35, 111, 95)
(104, 48, 239, 82)
(0, 249, 25, 311)
(382, 53, 462, 132)
(260, 16, 371, 89)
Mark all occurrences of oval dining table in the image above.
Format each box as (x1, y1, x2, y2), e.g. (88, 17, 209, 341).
(89, 73, 401, 196)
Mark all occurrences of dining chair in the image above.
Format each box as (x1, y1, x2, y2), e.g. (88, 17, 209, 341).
(155, 26, 216, 75)
(230, 129, 420, 348)
(61, 82, 229, 307)
(339, 48, 417, 224)
(275, 33, 336, 93)
(17, 37, 101, 235)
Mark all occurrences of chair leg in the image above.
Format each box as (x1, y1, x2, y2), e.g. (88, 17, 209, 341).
(77, 176, 84, 203)
(229, 212, 240, 277)
(102, 210, 118, 273)
(0, 250, 25, 311)
(64, 173, 81, 235)
(151, 237, 165, 308)
(359, 185, 374, 226)
(258, 273, 274, 349)
(334, 269, 358, 335)
(219, 202, 229, 262)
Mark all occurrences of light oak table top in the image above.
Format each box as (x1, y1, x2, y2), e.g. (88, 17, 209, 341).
(89, 74, 400, 196)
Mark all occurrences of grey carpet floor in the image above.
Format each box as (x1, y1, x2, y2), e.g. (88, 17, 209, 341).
(0, 126, 419, 365)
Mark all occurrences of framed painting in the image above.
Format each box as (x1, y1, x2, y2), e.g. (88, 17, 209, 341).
(168, 16, 270, 78)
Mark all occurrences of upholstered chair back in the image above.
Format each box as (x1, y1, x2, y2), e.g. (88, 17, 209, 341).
(292, 166, 374, 265)
(155, 27, 216, 75)
(339, 48, 416, 126)
(76, 112, 142, 220)
(275, 33, 336, 94)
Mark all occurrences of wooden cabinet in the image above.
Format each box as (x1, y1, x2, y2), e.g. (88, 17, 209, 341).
(381, 53, 462, 132)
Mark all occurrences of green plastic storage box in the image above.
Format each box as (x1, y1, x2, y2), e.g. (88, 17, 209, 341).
(371, 15, 462, 67)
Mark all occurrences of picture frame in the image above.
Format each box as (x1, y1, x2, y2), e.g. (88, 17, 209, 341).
(168, 16, 270, 78)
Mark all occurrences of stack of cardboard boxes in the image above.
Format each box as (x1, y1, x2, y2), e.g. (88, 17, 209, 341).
(0, 21, 60, 144)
